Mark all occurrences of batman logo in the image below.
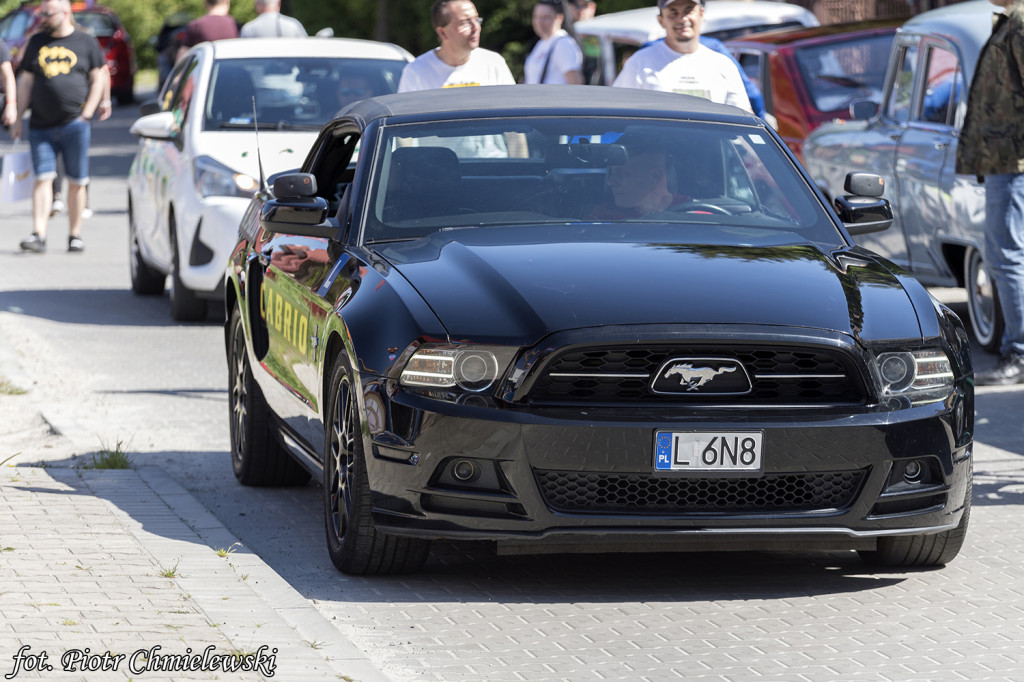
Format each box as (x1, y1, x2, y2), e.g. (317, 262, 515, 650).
(39, 46, 78, 79)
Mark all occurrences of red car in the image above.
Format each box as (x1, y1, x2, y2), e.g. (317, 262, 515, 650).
(0, 1, 137, 104)
(727, 19, 901, 162)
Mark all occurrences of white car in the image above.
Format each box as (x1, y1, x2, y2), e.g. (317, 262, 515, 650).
(127, 37, 412, 321)
(575, 1, 819, 85)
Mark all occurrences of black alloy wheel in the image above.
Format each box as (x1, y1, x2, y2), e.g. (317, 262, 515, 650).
(324, 357, 430, 575)
(228, 306, 308, 486)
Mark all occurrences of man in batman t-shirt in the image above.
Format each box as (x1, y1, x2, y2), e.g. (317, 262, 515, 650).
(14, 0, 106, 254)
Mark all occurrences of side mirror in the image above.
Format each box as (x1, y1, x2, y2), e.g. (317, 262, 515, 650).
(273, 172, 317, 198)
(836, 172, 892, 235)
(262, 173, 334, 237)
(129, 111, 176, 140)
(849, 99, 879, 121)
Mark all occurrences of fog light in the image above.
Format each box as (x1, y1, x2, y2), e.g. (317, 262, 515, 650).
(904, 460, 923, 483)
(452, 459, 479, 483)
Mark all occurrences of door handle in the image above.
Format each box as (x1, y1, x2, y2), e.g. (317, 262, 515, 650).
(934, 142, 949, 151)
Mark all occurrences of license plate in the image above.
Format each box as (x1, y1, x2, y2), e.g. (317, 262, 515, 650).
(654, 431, 764, 476)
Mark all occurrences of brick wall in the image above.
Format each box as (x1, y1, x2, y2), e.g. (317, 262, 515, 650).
(785, 0, 970, 24)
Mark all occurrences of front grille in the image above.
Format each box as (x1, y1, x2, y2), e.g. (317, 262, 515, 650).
(527, 345, 864, 405)
(536, 469, 867, 514)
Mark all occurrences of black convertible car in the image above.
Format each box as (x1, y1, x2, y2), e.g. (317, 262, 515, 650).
(225, 86, 974, 575)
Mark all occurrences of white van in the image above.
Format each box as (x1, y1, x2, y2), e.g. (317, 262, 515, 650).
(575, 1, 820, 85)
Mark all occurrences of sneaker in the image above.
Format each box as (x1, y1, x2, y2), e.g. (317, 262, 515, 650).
(19, 233, 46, 253)
(67, 236, 85, 253)
(81, 207, 93, 219)
(50, 197, 65, 217)
(976, 353, 1024, 386)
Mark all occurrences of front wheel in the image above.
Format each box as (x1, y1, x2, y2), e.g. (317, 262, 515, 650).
(228, 306, 309, 487)
(965, 248, 1003, 353)
(324, 357, 430, 575)
(169, 214, 208, 322)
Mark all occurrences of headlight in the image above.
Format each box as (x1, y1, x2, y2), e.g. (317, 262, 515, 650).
(872, 349, 954, 404)
(400, 345, 518, 394)
(194, 155, 257, 198)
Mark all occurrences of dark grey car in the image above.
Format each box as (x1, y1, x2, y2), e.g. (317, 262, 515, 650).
(803, 1, 1003, 350)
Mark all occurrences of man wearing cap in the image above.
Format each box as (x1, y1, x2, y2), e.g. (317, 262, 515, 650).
(613, 0, 751, 112)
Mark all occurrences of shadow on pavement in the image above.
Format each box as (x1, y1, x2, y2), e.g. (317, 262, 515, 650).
(0, 288, 222, 327)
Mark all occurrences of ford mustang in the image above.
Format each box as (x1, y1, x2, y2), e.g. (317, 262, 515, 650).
(225, 86, 973, 575)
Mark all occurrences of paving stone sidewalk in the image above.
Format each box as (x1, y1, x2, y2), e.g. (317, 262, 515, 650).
(0, 465, 389, 682)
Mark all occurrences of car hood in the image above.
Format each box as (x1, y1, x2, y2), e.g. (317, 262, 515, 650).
(198, 130, 315, 179)
(380, 235, 923, 346)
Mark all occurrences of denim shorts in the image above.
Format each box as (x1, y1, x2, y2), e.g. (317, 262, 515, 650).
(28, 117, 91, 184)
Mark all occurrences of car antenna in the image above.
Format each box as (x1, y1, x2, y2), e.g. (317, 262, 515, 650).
(251, 96, 268, 194)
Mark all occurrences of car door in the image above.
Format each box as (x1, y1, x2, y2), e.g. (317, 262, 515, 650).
(893, 38, 963, 284)
(838, 36, 922, 270)
(257, 126, 363, 454)
(138, 55, 201, 271)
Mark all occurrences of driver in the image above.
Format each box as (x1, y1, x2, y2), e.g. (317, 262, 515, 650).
(587, 147, 692, 219)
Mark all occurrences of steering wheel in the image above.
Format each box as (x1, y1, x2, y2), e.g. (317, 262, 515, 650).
(670, 201, 733, 215)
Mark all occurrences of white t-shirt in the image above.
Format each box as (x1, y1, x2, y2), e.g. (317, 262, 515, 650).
(524, 31, 583, 84)
(239, 12, 307, 38)
(613, 41, 752, 112)
(398, 48, 515, 92)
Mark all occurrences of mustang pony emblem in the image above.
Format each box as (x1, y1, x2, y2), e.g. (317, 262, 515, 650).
(663, 363, 737, 392)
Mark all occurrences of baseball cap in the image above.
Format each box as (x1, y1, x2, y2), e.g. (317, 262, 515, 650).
(658, 0, 704, 9)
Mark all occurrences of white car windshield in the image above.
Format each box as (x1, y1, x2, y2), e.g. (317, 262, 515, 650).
(204, 57, 406, 132)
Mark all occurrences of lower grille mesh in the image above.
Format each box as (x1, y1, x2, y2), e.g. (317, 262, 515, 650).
(536, 469, 866, 514)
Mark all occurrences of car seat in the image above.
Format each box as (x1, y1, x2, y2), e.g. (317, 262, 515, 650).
(209, 65, 256, 125)
(383, 147, 462, 222)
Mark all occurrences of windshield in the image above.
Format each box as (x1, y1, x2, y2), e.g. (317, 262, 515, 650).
(795, 33, 894, 113)
(204, 57, 406, 132)
(363, 117, 840, 247)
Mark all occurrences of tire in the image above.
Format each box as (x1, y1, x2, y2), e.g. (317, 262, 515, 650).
(169, 214, 208, 322)
(228, 306, 309, 487)
(324, 357, 430, 575)
(858, 475, 972, 568)
(965, 248, 1004, 353)
(114, 87, 134, 106)
(128, 196, 166, 296)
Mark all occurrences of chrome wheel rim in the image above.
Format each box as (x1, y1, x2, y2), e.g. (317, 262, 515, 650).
(329, 373, 357, 543)
(968, 251, 997, 344)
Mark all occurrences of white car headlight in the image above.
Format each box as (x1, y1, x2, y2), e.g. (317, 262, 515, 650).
(400, 345, 518, 394)
(872, 349, 954, 405)
(194, 155, 257, 199)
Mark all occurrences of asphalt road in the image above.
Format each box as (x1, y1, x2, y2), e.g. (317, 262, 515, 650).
(2, 99, 1024, 681)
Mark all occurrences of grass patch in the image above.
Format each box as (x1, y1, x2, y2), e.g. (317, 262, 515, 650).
(85, 439, 133, 469)
(0, 377, 26, 395)
(215, 542, 242, 558)
(159, 560, 181, 578)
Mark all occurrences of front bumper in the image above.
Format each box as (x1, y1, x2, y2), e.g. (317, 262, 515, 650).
(360, 383, 972, 550)
(179, 197, 250, 295)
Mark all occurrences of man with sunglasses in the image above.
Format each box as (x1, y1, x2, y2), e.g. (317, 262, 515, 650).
(13, 0, 106, 253)
(398, 0, 514, 92)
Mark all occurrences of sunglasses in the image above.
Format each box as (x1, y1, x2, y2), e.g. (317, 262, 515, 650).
(39, 10, 65, 18)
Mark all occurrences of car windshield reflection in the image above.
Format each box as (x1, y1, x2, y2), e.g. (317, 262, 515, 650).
(363, 118, 839, 246)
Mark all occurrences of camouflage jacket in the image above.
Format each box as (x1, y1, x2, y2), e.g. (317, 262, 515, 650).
(956, 3, 1024, 177)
